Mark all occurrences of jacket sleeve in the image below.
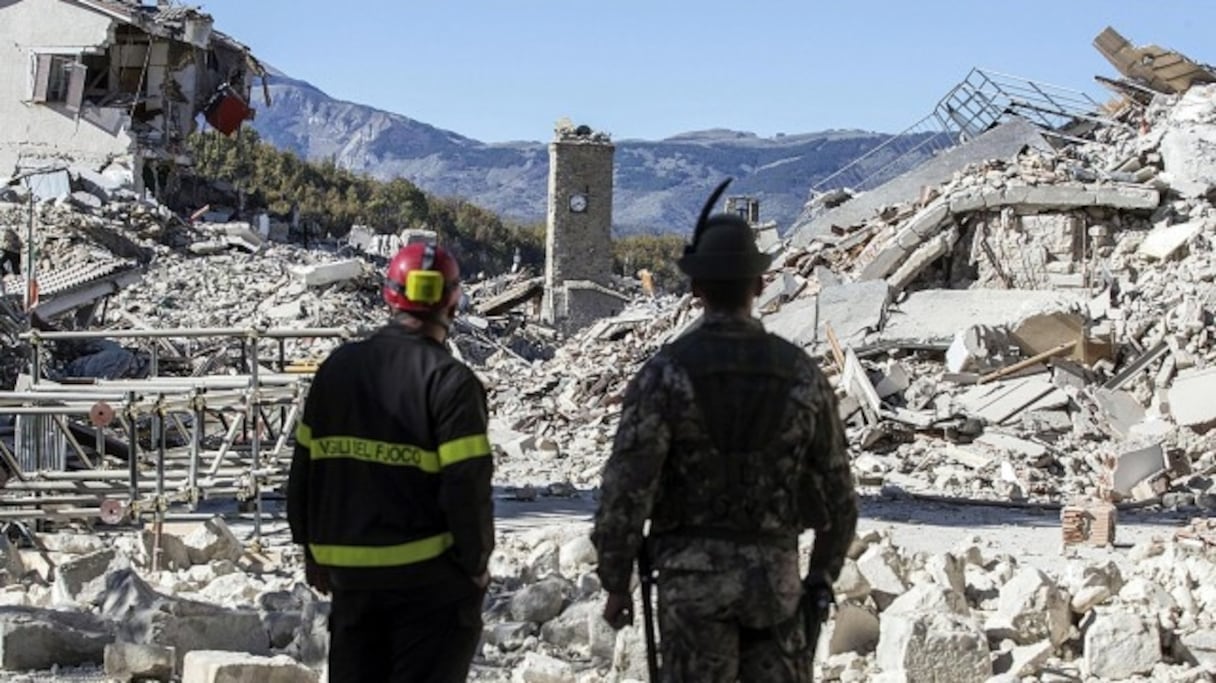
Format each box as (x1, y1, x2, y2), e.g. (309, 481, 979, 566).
(591, 358, 673, 594)
(804, 366, 858, 580)
(433, 365, 495, 578)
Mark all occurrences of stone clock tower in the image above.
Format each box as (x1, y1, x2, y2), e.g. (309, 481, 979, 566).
(542, 121, 625, 330)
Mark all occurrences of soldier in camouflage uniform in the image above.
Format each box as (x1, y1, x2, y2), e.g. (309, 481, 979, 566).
(592, 180, 858, 682)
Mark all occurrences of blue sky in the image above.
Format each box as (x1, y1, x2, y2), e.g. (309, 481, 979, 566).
(198, 0, 1214, 143)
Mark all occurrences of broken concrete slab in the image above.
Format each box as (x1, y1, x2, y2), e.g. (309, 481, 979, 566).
(0, 606, 115, 670)
(974, 432, 1048, 459)
(1112, 442, 1166, 496)
(53, 548, 130, 607)
(886, 227, 956, 293)
(513, 651, 576, 683)
(763, 297, 818, 348)
(879, 289, 1082, 345)
(1093, 387, 1148, 438)
(1160, 125, 1216, 198)
(1138, 220, 1204, 260)
(817, 280, 890, 347)
(958, 376, 1065, 425)
(1168, 367, 1216, 428)
(105, 642, 176, 682)
(791, 119, 1051, 246)
(181, 650, 318, 683)
(290, 259, 364, 288)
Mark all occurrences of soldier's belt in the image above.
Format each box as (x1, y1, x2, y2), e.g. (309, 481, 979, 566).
(654, 525, 798, 549)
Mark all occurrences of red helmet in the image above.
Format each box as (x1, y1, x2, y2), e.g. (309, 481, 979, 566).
(383, 243, 462, 313)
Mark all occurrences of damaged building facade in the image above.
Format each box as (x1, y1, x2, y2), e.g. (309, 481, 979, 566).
(0, 0, 263, 192)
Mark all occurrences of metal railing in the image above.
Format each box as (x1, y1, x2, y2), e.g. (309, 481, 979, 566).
(0, 326, 356, 560)
(813, 68, 1119, 194)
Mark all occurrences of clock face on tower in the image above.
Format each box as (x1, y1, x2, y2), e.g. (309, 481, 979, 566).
(568, 193, 588, 213)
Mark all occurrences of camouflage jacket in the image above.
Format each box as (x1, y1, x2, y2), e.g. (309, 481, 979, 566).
(592, 312, 858, 595)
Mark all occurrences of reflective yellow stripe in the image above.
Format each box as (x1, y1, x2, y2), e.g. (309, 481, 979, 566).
(438, 434, 492, 468)
(309, 532, 454, 568)
(295, 423, 312, 448)
(309, 435, 441, 472)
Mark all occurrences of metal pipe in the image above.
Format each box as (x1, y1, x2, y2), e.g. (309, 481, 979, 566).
(124, 396, 137, 503)
(250, 337, 262, 544)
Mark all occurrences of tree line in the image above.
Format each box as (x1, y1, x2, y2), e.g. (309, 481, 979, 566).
(188, 128, 688, 288)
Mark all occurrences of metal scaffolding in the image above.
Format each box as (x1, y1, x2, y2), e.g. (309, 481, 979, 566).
(813, 68, 1121, 194)
(0, 326, 355, 559)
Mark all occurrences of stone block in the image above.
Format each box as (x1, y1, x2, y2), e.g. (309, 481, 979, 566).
(509, 576, 569, 624)
(1083, 611, 1161, 679)
(828, 602, 880, 655)
(292, 259, 364, 288)
(884, 584, 969, 618)
(0, 606, 114, 670)
(183, 517, 244, 566)
(994, 567, 1071, 646)
(181, 650, 318, 683)
(833, 560, 871, 601)
(1177, 629, 1216, 668)
(150, 609, 270, 671)
(1111, 443, 1166, 496)
(483, 621, 537, 652)
(105, 642, 176, 682)
(1138, 220, 1203, 260)
(53, 548, 129, 607)
(1168, 367, 1216, 428)
(558, 536, 597, 579)
(876, 610, 991, 682)
(539, 600, 598, 651)
(1160, 125, 1216, 198)
(855, 545, 906, 611)
(512, 651, 575, 683)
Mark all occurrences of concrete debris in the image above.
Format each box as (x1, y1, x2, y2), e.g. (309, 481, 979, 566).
(4, 27, 1216, 683)
(180, 650, 318, 683)
(1083, 611, 1163, 679)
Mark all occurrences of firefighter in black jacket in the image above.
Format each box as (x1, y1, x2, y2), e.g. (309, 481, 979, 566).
(288, 242, 494, 682)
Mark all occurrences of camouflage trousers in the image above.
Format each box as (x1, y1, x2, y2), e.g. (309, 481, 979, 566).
(656, 565, 811, 683)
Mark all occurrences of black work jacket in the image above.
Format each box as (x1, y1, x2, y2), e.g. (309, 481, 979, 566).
(287, 324, 494, 591)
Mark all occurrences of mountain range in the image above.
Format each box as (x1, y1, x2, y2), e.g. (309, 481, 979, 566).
(252, 72, 904, 235)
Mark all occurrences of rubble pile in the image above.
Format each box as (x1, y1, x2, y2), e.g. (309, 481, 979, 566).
(4, 32, 1216, 683)
(755, 84, 1216, 509)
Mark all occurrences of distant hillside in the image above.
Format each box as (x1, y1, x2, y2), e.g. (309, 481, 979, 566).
(254, 72, 910, 235)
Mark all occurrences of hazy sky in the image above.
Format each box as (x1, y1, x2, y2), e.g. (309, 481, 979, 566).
(197, 0, 1215, 143)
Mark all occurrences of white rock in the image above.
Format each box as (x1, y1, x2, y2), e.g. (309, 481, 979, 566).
(558, 536, 597, 578)
(834, 559, 871, 601)
(877, 610, 991, 682)
(1083, 611, 1161, 679)
(513, 651, 575, 683)
(104, 642, 176, 682)
(1069, 585, 1111, 615)
(52, 548, 130, 607)
(827, 602, 880, 655)
(994, 567, 1070, 646)
(1177, 629, 1216, 668)
(884, 584, 970, 618)
(922, 552, 965, 595)
(856, 545, 906, 610)
(182, 518, 244, 566)
(510, 576, 569, 624)
(181, 650, 318, 683)
(528, 541, 561, 580)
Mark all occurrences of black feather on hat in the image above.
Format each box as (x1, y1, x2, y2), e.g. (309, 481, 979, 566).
(677, 178, 772, 280)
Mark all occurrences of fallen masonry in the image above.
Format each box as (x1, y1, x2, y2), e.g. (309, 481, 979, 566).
(2, 22, 1216, 683)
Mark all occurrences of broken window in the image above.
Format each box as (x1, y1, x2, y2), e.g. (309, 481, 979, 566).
(31, 54, 87, 113)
